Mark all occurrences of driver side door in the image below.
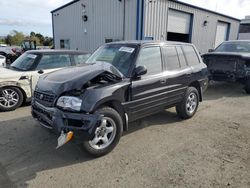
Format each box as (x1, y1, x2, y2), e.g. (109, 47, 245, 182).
(126, 46, 167, 121)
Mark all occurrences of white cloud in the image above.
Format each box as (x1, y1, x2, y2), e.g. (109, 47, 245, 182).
(178, 0, 250, 19)
(0, 0, 71, 36)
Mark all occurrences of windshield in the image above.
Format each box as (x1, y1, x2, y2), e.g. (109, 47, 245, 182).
(10, 53, 38, 71)
(215, 41, 250, 53)
(86, 44, 137, 77)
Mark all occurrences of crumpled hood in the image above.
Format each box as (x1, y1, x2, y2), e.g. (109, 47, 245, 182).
(0, 67, 24, 81)
(37, 62, 123, 95)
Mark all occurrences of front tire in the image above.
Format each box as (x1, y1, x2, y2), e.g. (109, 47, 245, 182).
(0, 87, 23, 111)
(176, 87, 199, 119)
(82, 107, 123, 157)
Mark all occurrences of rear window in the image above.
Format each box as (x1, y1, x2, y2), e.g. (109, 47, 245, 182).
(36, 54, 71, 70)
(176, 46, 187, 68)
(162, 46, 180, 70)
(74, 54, 90, 65)
(182, 46, 200, 66)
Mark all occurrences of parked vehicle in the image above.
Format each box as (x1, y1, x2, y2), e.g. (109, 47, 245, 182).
(202, 40, 250, 93)
(0, 46, 21, 64)
(32, 41, 208, 157)
(0, 55, 6, 67)
(0, 39, 36, 65)
(0, 50, 90, 111)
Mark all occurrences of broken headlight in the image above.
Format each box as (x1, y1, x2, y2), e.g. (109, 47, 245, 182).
(57, 96, 82, 112)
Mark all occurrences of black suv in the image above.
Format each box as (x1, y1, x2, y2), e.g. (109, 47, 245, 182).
(202, 40, 250, 93)
(32, 41, 208, 157)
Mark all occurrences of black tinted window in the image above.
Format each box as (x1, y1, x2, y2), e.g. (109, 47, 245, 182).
(36, 54, 71, 70)
(162, 46, 180, 70)
(176, 46, 187, 68)
(137, 47, 162, 76)
(182, 46, 200, 66)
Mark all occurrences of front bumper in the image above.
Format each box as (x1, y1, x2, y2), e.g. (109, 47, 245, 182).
(31, 101, 102, 141)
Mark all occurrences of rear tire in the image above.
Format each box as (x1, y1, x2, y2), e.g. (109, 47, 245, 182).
(176, 87, 199, 119)
(0, 87, 23, 111)
(82, 107, 123, 157)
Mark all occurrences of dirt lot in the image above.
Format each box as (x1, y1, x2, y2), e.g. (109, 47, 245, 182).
(0, 82, 249, 188)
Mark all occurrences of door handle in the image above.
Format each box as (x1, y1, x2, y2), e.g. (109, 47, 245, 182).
(160, 79, 167, 84)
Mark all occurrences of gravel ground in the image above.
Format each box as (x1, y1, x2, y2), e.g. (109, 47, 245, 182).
(0, 82, 249, 188)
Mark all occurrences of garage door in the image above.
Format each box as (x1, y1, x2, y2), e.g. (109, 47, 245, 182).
(215, 21, 229, 48)
(168, 9, 191, 34)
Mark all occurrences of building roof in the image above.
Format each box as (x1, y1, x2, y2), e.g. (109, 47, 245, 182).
(169, 0, 240, 21)
(51, 0, 240, 22)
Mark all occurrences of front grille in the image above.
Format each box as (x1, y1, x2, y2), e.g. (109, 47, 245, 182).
(34, 91, 56, 107)
(206, 56, 238, 72)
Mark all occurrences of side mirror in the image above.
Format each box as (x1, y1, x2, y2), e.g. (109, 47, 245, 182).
(135, 65, 147, 77)
(208, 49, 214, 53)
(38, 70, 44, 74)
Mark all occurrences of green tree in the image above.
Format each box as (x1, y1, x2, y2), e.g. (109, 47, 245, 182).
(9, 30, 25, 45)
(30, 31, 36, 37)
(43, 36, 53, 46)
(5, 35, 12, 46)
(35, 33, 45, 45)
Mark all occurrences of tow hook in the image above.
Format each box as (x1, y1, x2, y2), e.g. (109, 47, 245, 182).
(56, 131, 74, 149)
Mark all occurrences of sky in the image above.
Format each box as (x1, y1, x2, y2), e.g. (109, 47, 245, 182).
(0, 0, 249, 37)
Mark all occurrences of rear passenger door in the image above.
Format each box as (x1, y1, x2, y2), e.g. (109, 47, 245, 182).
(161, 45, 192, 104)
(128, 46, 167, 121)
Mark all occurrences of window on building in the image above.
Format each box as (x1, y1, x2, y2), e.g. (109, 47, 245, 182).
(182, 45, 200, 66)
(239, 24, 250, 33)
(136, 47, 162, 76)
(60, 39, 70, 49)
(162, 46, 180, 70)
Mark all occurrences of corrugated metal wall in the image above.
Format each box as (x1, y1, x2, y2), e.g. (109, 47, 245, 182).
(53, 0, 240, 53)
(144, 0, 240, 53)
(53, 0, 137, 52)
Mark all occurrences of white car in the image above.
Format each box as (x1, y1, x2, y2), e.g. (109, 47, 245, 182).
(0, 50, 90, 111)
(0, 55, 6, 67)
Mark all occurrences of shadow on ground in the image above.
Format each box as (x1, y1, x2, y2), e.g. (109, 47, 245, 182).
(204, 81, 247, 100)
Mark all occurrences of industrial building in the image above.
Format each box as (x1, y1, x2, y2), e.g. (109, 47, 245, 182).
(51, 0, 240, 53)
(238, 16, 250, 40)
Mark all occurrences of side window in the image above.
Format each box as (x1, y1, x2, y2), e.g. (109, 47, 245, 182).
(36, 54, 71, 70)
(176, 46, 187, 68)
(136, 47, 162, 76)
(162, 46, 180, 70)
(182, 45, 200, 66)
(74, 54, 90, 65)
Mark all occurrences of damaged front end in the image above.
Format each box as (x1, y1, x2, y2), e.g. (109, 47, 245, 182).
(203, 53, 250, 82)
(31, 63, 125, 148)
(32, 100, 102, 141)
